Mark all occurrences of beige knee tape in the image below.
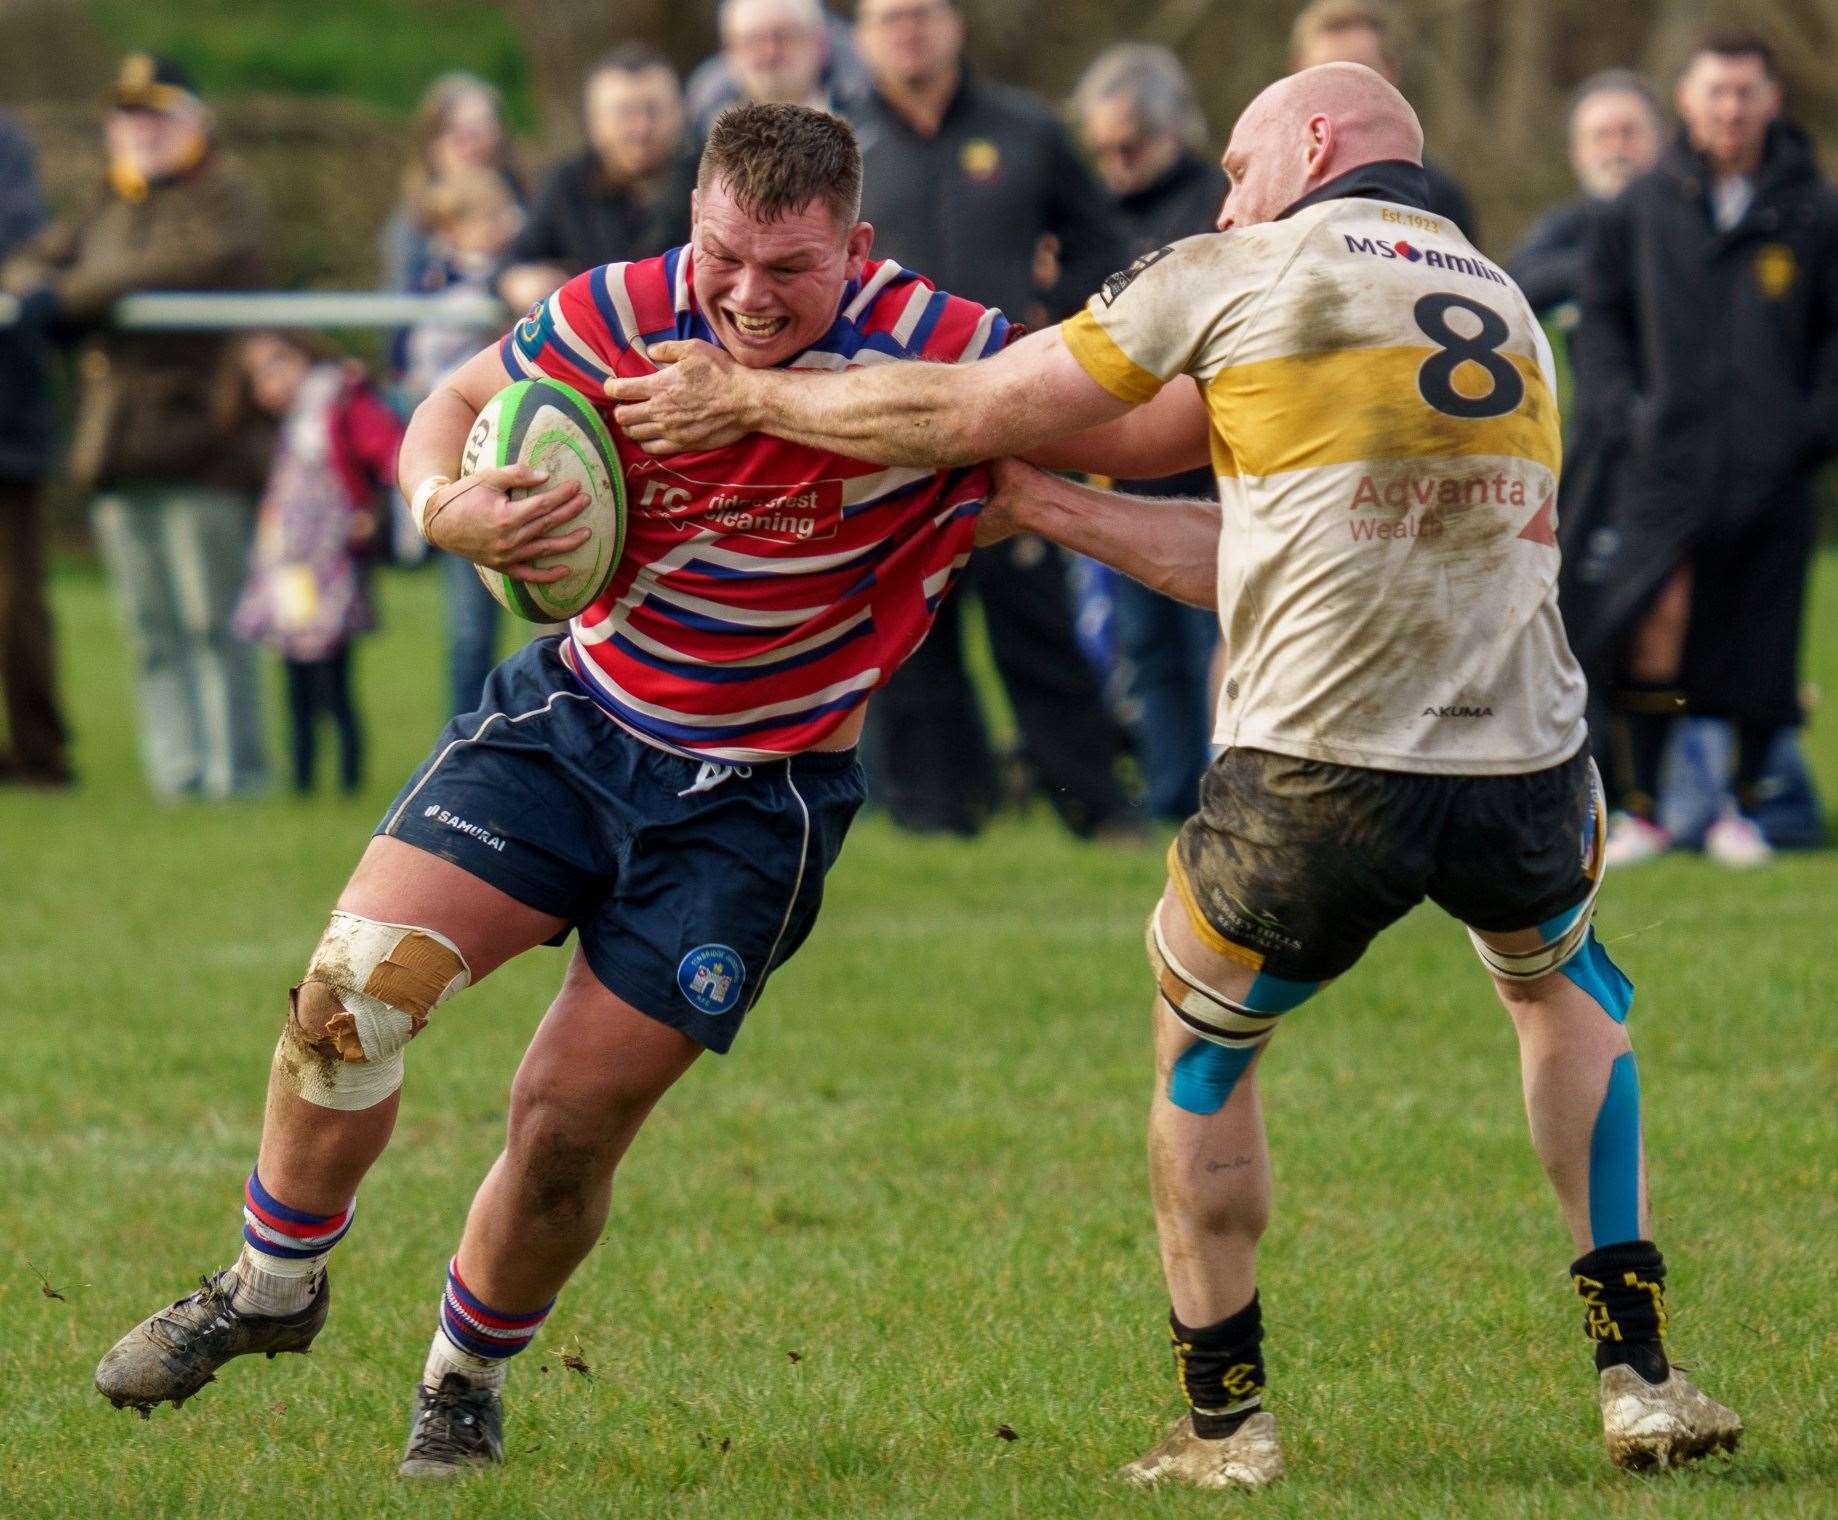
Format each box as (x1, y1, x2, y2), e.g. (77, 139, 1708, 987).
(1146, 911, 1274, 1046)
(278, 912, 470, 1111)
(1470, 756, 1610, 981)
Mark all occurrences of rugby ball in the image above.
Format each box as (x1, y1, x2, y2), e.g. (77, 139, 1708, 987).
(460, 377, 626, 622)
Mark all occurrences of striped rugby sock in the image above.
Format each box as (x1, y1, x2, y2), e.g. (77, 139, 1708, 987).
(232, 1169, 354, 1316)
(424, 1258, 553, 1391)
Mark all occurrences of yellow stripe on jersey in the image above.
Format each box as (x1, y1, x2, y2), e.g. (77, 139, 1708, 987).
(1062, 309, 1166, 406)
(1206, 345, 1561, 479)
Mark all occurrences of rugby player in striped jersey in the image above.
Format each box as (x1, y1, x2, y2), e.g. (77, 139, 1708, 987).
(93, 104, 1033, 1478)
(612, 64, 1743, 1487)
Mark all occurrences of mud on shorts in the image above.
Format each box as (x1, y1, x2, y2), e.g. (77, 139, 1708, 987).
(1169, 745, 1600, 993)
(377, 638, 867, 1053)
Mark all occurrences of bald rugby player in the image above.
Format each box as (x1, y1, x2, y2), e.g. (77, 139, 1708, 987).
(612, 64, 1742, 1488)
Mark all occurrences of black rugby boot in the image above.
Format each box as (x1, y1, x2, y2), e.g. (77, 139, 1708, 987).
(95, 1268, 329, 1415)
(398, 1372, 506, 1478)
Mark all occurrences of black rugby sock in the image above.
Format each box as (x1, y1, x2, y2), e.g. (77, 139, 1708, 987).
(1572, 1240, 1670, 1385)
(1171, 1294, 1265, 1438)
(1733, 724, 1776, 813)
(1611, 683, 1685, 820)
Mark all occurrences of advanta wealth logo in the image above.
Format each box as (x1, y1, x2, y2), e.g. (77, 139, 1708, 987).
(1343, 234, 1510, 287)
(422, 804, 507, 852)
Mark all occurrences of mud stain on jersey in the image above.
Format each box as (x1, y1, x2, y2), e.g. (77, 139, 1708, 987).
(1287, 267, 1361, 358)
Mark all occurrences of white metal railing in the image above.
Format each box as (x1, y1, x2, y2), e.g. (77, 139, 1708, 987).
(0, 289, 510, 330)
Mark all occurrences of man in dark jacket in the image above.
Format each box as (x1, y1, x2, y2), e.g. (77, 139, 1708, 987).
(1510, 71, 1663, 318)
(496, 45, 693, 314)
(5, 56, 269, 799)
(843, 0, 1136, 838)
(1288, 0, 1479, 243)
(0, 110, 70, 787)
(1071, 43, 1222, 822)
(1572, 30, 1838, 867)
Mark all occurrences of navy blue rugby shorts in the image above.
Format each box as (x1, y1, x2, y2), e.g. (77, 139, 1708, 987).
(377, 638, 866, 1053)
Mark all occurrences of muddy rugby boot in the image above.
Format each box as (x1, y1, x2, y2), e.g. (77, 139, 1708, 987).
(1600, 1364, 1742, 1471)
(95, 1268, 328, 1416)
(398, 1372, 506, 1477)
(1118, 1411, 1285, 1490)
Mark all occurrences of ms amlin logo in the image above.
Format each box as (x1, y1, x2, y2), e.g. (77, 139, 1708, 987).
(1343, 233, 1510, 287)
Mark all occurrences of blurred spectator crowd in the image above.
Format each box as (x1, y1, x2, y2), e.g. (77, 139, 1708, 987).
(0, 2, 1828, 862)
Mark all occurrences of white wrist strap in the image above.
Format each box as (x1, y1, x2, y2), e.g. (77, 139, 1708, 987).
(410, 475, 451, 537)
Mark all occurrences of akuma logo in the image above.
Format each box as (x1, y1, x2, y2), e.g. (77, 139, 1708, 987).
(1343, 234, 1509, 286)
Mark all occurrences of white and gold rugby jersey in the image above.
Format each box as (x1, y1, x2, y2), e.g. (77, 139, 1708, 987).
(1062, 171, 1587, 775)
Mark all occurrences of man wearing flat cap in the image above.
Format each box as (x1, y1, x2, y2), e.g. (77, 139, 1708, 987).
(5, 56, 271, 798)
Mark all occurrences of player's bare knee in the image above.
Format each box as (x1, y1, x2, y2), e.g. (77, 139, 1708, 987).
(1146, 908, 1298, 1119)
(508, 1065, 653, 1160)
(1489, 965, 1565, 1010)
(274, 912, 470, 1111)
(288, 977, 346, 1047)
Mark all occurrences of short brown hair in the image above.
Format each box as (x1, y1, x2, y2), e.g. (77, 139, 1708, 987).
(1686, 27, 1777, 80)
(697, 102, 862, 228)
(1289, 0, 1404, 69)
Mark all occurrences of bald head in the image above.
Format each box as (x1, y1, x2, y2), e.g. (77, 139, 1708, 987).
(1216, 63, 1423, 230)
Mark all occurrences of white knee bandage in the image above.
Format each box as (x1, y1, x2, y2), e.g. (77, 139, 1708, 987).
(1467, 885, 1600, 981)
(1468, 758, 1609, 982)
(278, 912, 470, 1111)
(1147, 915, 1279, 1049)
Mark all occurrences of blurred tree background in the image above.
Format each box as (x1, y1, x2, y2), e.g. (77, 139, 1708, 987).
(2, 0, 1836, 284)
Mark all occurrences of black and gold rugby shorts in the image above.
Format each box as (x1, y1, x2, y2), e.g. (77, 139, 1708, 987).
(1168, 745, 1599, 992)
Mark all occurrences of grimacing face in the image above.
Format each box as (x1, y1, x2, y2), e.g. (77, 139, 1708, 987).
(690, 179, 873, 369)
(585, 66, 683, 181)
(1570, 89, 1662, 200)
(1676, 52, 1779, 176)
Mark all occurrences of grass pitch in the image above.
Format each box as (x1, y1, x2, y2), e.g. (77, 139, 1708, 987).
(3, 556, 1834, 1518)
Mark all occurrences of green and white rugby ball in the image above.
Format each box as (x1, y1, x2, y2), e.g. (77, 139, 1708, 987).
(461, 377, 626, 622)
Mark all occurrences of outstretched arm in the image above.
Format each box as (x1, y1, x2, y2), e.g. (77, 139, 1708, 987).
(1024, 374, 1211, 478)
(980, 459, 1219, 609)
(608, 325, 1141, 469)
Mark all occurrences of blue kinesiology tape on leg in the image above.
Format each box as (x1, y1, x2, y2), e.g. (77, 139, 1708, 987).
(1168, 1040, 1258, 1116)
(1561, 930, 1641, 1246)
(1557, 929, 1633, 1023)
(1587, 1050, 1643, 1247)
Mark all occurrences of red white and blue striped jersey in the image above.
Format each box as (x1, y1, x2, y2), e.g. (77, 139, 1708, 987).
(499, 247, 1010, 761)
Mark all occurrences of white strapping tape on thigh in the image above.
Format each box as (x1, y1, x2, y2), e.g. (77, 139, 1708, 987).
(281, 912, 470, 1110)
(1147, 913, 1278, 1048)
(1468, 759, 1610, 981)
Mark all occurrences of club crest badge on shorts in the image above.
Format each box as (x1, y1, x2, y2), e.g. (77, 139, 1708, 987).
(677, 945, 746, 1016)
